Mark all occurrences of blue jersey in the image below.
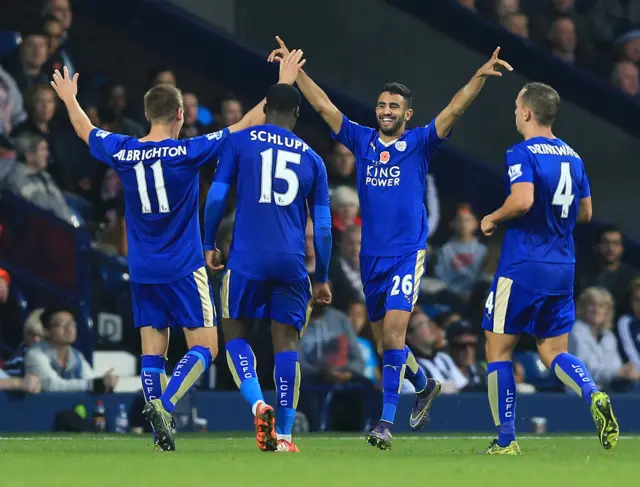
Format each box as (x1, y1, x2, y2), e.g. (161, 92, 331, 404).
(212, 125, 330, 281)
(89, 127, 229, 283)
(332, 116, 448, 257)
(497, 137, 591, 294)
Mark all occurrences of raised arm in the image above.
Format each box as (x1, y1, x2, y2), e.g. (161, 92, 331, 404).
(435, 47, 513, 139)
(229, 49, 307, 133)
(268, 37, 343, 134)
(51, 67, 95, 144)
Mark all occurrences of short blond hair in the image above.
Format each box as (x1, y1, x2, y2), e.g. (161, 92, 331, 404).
(330, 185, 359, 212)
(576, 287, 614, 329)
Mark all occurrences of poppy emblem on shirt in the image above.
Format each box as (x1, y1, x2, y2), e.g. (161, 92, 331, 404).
(395, 141, 407, 152)
(380, 151, 391, 164)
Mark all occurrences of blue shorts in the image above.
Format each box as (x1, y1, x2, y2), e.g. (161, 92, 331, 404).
(360, 249, 427, 323)
(221, 269, 312, 335)
(481, 276, 575, 338)
(131, 267, 216, 329)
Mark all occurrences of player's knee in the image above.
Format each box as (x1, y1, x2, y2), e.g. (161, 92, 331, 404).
(271, 321, 299, 354)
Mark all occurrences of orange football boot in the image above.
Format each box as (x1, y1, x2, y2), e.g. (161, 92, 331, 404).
(254, 402, 277, 452)
(276, 439, 300, 452)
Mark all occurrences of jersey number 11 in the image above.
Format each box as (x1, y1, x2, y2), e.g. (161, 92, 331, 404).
(133, 160, 171, 214)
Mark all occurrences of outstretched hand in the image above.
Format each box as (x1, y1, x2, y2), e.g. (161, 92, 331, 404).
(477, 47, 513, 78)
(51, 66, 79, 103)
(267, 35, 291, 64)
(278, 49, 306, 85)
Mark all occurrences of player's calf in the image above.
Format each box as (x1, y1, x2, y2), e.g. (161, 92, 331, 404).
(272, 322, 301, 451)
(485, 331, 520, 448)
(158, 328, 216, 415)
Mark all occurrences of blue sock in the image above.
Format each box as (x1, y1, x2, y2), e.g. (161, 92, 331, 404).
(551, 353, 598, 407)
(487, 361, 517, 447)
(381, 349, 406, 426)
(274, 351, 300, 438)
(404, 345, 428, 393)
(160, 345, 212, 413)
(141, 355, 167, 402)
(225, 338, 265, 412)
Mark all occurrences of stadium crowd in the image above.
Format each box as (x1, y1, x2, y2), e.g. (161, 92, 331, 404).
(457, 0, 640, 101)
(0, 0, 639, 430)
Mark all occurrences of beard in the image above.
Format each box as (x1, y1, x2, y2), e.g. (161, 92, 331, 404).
(378, 117, 405, 136)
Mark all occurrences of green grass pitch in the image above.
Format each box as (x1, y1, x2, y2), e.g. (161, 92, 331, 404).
(0, 433, 636, 487)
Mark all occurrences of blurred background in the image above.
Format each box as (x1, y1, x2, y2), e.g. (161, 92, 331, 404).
(0, 0, 639, 435)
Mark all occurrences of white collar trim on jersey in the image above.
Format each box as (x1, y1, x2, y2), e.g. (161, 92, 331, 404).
(378, 137, 399, 147)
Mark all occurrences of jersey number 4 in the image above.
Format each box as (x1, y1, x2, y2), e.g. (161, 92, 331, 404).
(259, 148, 300, 207)
(133, 160, 170, 214)
(552, 162, 575, 219)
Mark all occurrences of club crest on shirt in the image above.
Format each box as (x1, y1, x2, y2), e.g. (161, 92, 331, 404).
(395, 141, 407, 152)
(380, 151, 390, 164)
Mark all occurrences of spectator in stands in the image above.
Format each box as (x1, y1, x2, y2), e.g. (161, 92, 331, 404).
(611, 61, 640, 100)
(2, 26, 50, 95)
(25, 308, 119, 392)
(99, 84, 144, 137)
(591, 1, 640, 46)
(5, 132, 74, 223)
(330, 185, 360, 243)
(148, 67, 177, 87)
(219, 96, 244, 128)
(0, 65, 27, 136)
(329, 225, 364, 313)
(617, 278, 640, 374)
(548, 16, 587, 67)
(446, 319, 486, 392)
(41, 14, 65, 73)
(576, 225, 639, 317)
(299, 291, 366, 384)
(610, 29, 640, 73)
(43, 0, 78, 76)
(503, 12, 530, 38)
(434, 204, 487, 302)
(3, 308, 46, 377)
(492, 0, 520, 24)
(327, 142, 356, 187)
(569, 287, 640, 389)
(529, 0, 592, 55)
(457, 0, 477, 11)
(12, 84, 73, 191)
(402, 309, 467, 394)
(0, 135, 17, 186)
(180, 93, 206, 139)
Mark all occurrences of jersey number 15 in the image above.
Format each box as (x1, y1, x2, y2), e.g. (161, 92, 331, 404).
(259, 148, 300, 207)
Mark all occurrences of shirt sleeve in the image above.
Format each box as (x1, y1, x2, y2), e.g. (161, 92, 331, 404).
(88, 129, 128, 169)
(186, 128, 231, 169)
(330, 115, 373, 157)
(417, 119, 450, 160)
(203, 138, 237, 251)
(505, 146, 534, 186)
(580, 166, 591, 199)
(309, 153, 332, 283)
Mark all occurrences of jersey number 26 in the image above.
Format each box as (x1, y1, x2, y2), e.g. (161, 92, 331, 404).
(259, 148, 300, 207)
